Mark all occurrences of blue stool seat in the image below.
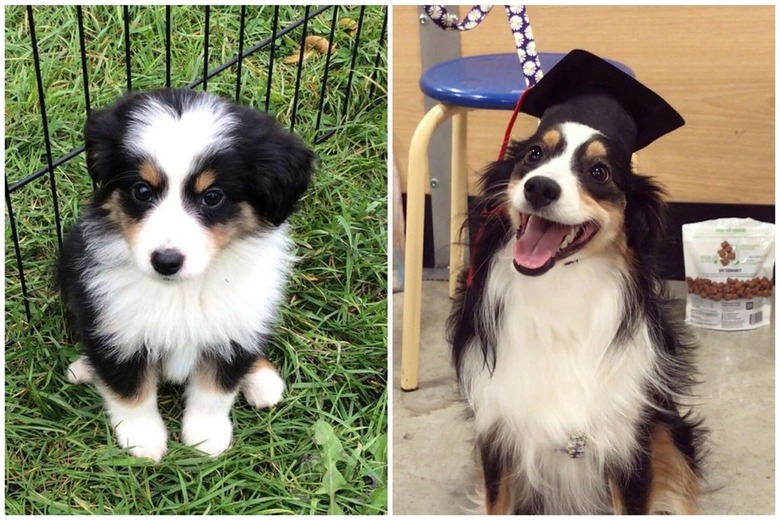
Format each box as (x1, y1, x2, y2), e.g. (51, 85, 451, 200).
(420, 53, 634, 110)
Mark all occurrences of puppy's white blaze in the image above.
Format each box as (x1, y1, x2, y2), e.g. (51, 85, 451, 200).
(82, 225, 295, 368)
(511, 123, 601, 225)
(99, 384, 168, 462)
(464, 242, 658, 513)
(134, 193, 212, 278)
(125, 96, 235, 183)
(181, 382, 237, 457)
(126, 96, 234, 280)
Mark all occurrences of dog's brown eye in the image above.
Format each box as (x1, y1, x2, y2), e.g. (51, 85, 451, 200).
(202, 188, 225, 208)
(589, 164, 610, 182)
(526, 146, 543, 162)
(131, 182, 153, 203)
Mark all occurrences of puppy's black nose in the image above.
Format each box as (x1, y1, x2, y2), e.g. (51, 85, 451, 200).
(524, 176, 561, 209)
(151, 249, 184, 276)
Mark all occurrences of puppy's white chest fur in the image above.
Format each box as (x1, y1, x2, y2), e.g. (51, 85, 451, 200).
(82, 224, 294, 380)
(464, 244, 658, 512)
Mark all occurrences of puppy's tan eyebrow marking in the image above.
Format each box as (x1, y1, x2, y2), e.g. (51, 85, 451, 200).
(193, 169, 217, 194)
(585, 140, 607, 160)
(139, 161, 162, 188)
(542, 129, 561, 149)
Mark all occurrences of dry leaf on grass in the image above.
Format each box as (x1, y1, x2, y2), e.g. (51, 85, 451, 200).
(283, 36, 335, 64)
(338, 17, 358, 37)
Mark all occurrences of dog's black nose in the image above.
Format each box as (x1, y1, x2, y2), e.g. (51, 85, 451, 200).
(151, 249, 184, 276)
(524, 176, 561, 209)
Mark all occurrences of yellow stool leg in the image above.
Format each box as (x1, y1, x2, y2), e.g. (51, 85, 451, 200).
(449, 111, 469, 298)
(401, 103, 467, 391)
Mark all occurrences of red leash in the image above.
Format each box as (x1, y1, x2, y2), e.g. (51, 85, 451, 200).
(497, 85, 533, 160)
(465, 206, 508, 287)
(466, 86, 533, 287)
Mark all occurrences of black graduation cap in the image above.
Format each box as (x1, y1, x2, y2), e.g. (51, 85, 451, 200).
(520, 49, 684, 154)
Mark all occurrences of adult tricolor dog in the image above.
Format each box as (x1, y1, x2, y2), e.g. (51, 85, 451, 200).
(449, 49, 705, 514)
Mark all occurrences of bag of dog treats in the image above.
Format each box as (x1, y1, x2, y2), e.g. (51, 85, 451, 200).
(682, 218, 775, 330)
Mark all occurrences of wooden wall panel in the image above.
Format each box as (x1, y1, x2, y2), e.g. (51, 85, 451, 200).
(392, 6, 425, 192)
(393, 5, 775, 205)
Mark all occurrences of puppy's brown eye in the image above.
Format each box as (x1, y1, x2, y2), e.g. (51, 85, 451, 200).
(589, 164, 610, 182)
(526, 146, 543, 162)
(131, 182, 153, 203)
(202, 188, 225, 208)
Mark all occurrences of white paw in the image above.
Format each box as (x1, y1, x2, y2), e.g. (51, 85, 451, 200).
(181, 413, 233, 457)
(242, 366, 285, 409)
(113, 413, 168, 462)
(67, 355, 94, 385)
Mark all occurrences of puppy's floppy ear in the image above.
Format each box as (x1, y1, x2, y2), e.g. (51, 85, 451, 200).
(237, 108, 316, 226)
(84, 96, 130, 187)
(625, 173, 667, 253)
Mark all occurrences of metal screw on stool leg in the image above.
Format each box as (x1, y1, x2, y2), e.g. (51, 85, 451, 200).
(430, 178, 439, 188)
(419, 13, 428, 25)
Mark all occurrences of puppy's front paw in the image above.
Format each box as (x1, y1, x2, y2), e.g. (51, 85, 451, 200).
(181, 413, 233, 457)
(242, 360, 285, 409)
(113, 413, 168, 462)
(67, 355, 94, 385)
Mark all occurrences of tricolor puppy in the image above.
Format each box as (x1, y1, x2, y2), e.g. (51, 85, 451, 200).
(448, 50, 704, 514)
(58, 88, 315, 461)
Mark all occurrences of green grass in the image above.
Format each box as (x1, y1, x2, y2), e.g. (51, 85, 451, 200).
(5, 5, 387, 515)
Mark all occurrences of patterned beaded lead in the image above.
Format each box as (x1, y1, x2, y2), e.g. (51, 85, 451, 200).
(422, 5, 543, 88)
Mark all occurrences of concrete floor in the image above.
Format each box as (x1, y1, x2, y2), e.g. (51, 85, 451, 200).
(393, 281, 775, 515)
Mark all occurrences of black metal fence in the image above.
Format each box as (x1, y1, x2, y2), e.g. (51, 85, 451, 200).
(5, 5, 387, 334)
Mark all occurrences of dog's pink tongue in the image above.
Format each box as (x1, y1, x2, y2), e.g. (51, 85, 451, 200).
(513, 217, 571, 269)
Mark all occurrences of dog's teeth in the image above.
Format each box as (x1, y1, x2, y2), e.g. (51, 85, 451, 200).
(559, 226, 579, 250)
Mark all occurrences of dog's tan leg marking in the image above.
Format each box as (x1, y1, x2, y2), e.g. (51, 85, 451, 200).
(181, 360, 239, 457)
(479, 425, 514, 515)
(647, 424, 699, 514)
(485, 468, 513, 515)
(609, 476, 624, 514)
(96, 366, 168, 462)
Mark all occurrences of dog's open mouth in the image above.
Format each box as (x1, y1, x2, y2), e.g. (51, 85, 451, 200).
(513, 213, 599, 276)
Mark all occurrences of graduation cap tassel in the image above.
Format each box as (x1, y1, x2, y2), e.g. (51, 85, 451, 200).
(498, 85, 532, 160)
